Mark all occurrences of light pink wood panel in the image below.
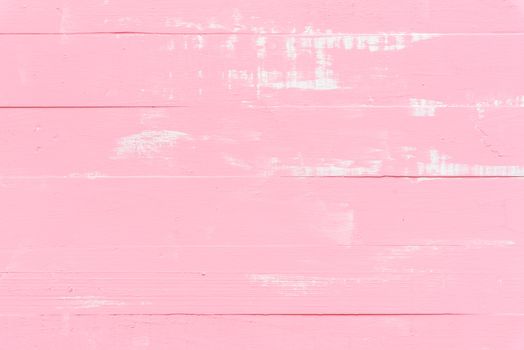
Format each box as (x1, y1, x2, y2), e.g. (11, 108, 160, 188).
(0, 34, 523, 107)
(1, 0, 523, 347)
(0, 106, 523, 176)
(1, 178, 521, 247)
(1, 0, 524, 33)
(3, 270, 522, 314)
(0, 178, 522, 314)
(3, 315, 524, 349)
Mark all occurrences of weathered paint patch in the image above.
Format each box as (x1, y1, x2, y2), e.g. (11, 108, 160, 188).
(410, 98, 445, 116)
(114, 130, 191, 159)
(417, 149, 524, 176)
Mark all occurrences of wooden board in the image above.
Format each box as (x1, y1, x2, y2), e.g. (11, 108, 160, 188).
(3, 315, 524, 349)
(0, 34, 523, 107)
(1, 0, 524, 33)
(2, 1, 523, 348)
(0, 178, 522, 314)
(1, 106, 523, 177)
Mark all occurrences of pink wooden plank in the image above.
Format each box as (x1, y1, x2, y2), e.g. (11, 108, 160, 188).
(0, 0, 521, 348)
(1, 270, 523, 314)
(2, 246, 520, 275)
(3, 315, 524, 349)
(0, 178, 522, 314)
(0, 178, 521, 247)
(0, 106, 523, 176)
(0, 34, 523, 106)
(1, 0, 524, 33)
(0, 245, 521, 314)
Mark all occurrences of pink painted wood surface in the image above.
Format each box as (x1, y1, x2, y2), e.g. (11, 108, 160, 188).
(3, 315, 524, 349)
(0, 178, 522, 314)
(1, 0, 524, 348)
(1, 178, 521, 247)
(0, 34, 523, 107)
(1, 0, 524, 33)
(0, 106, 522, 176)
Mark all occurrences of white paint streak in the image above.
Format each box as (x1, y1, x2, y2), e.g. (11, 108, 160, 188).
(164, 18, 224, 31)
(249, 274, 392, 296)
(61, 296, 126, 309)
(256, 36, 267, 59)
(114, 130, 191, 158)
(299, 31, 439, 52)
(224, 35, 238, 51)
(266, 158, 382, 176)
(410, 98, 445, 116)
(249, 274, 339, 296)
(417, 149, 524, 176)
(476, 96, 524, 118)
(223, 155, 253, 170)
(228, 30, 438, 92)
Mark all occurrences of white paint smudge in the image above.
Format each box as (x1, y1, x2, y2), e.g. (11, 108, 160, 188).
(223, 155, 253, 170)
(61, 296, 126, 309)
(410, 33, 441, 44)
(299, 31, 438, 52)
(228, 29, 438, 92)
(256, 36, 267, 59)
(249, 274, 340, 296)
(401, 146, 417, 160)
(195, 35, 205, 49)
(256, 68, 338, 91)
(164, 18, 226, 31)
(140, 109, 169, 125)
(410, 98, 445, 116)
(265, 157, 382, 176)
(114, 130, 191, 158)
(249, 274, 392, 296)
(437, 240, 516, 247)
(68, 171, 105, 179)
(323, 207, 355, 245)
(417, 149, 524, 176)
(224, 34, 238, 51)
(475, 96, 524, 118)
(59, 7, 73, 34)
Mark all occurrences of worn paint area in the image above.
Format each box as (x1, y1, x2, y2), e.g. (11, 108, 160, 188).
(1, 1, 524, 349)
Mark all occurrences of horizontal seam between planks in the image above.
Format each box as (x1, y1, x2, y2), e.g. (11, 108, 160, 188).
(2, 32, 524, 36)
(0, 106, 523, 109)
(0, 313, 477, 317)
(0, 175, 523, 179)
(0, 244, 507, 248)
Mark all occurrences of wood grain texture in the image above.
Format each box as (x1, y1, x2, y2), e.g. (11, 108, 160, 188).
(0, 106, 522, 177)
(1, 178, 521, 247)
(1, 0, 524, 33)
(1, 0, 523, 348)
(0, 34, 523, 107)
(0, 178, 522, 314)
(3, 315, 524, 349)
